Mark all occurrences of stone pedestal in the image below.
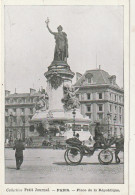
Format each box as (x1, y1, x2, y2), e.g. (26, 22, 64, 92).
(44, 61, 74, 111)
(31, 60, 92, 140)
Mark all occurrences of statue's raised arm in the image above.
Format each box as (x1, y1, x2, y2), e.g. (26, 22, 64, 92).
(45, 18, 55, 35)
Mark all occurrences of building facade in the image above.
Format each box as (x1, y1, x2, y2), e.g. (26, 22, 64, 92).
(74, 68, 124, 137)
(5, 88, 42, 141)
(5, 68, 124, 141)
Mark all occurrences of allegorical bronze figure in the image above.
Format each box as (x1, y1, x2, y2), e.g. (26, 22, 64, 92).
(45, 18, 68, 62)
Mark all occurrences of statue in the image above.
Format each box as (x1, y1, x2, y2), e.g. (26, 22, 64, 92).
(35, 90, 49, 111)
(45, 18, 68, 62)
(61, 85, 80, 110)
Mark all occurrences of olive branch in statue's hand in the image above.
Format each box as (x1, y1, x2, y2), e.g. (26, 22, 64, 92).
(45, 17, 49, 26)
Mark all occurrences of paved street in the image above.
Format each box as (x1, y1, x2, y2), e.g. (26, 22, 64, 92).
(5, 148, 124, 184)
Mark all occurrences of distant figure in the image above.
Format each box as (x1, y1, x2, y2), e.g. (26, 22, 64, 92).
(75, 133, 80, 140)
(13, 139, 25, 170)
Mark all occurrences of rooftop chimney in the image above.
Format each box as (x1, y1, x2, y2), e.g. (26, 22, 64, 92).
(30, 88, 36, 95)
(5, 90, 10, 97)
(15, 88, 17, 94)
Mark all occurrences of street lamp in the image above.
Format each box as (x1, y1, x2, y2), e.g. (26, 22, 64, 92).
(113, 115, 117, 138)
(72, 108, 76, 136)
(107, 112, 111, 139)
(22, 118, 25, 141)
(9, 112, 14, 143)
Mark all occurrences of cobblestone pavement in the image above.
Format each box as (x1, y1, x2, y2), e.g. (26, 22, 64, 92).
(5, 148, 124, 184)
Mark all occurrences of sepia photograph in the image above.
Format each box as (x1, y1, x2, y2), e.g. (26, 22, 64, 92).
(3, 4, 126, 186)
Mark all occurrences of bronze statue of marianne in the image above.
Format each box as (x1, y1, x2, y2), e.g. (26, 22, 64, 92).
(45, 18, 68, 62)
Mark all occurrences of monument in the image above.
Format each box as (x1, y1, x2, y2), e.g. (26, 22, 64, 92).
(31, 18, 91, 140)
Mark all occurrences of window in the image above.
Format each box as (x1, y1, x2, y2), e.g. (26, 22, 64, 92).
(115, 106, 117, 112)
(99, 93, 102, 99)
(98, 104, 103, 111)
(119, 106, 122, 114)
(110, 93, 112, 100)
(119, 96, 121, 102)
(21, 116, 25, 123)
(115, 95, 117, 101)
(87, 113, 91, 119)
(122, 96, 123, 103)
(110, 104, 112, 112)
(88, 78, 92, 84)
(119, 116, 122, 124)
(6, 99, 9, 104)
(30, 125, 34, 132)
(13, 117, 17, 123)
(30, 98, 33, 103)
(18, 98, 23, 103)
(120, 128, 123, 135)
(86, 73, 93, 84)
(114, 128, 117, 136)
(98, 113, 103, 120)
(5, 117, 8, 123)
(5, 109, 8, 115)
(10, 99, 13, 103)
(110, 115, 112, 123)
(83, 125, 89, 131)
(87, 105, 91, 112)
(87, 93, 91, 100)
(30, 108, 33, 114)
(21, 108, 25, 115)
(81, 94, 84, 100)
(14, 98, 17, 103)
(114, 115, 117, 122)
(76, 94, 79, 99)
(13, 108, 16, 114)
(26, 98, 30, 103)
(22, 98, 25, 103)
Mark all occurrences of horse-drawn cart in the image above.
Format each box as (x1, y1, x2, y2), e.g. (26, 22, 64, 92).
(64, 136, 124, 165)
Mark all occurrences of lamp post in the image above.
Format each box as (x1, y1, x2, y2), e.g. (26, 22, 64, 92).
(22, 118, 25, 141)
(107, 112, 111, 139)
(113, 115, 117, 138)
(9, 112, 13, 143)
(72, 108, 76, 136)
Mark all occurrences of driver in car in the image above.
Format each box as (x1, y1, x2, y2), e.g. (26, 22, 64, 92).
(75, 133, 94, 155)
(94, 122, 108, 148)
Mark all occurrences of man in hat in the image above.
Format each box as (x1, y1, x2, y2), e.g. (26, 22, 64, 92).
(75, 133, 94, 155)
(13, 139, 25, 170)
(94, 122, 107, 148)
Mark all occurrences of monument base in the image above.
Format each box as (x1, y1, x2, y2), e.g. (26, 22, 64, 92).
(31, 60, 92, 140)
(31, 109, 92, 141)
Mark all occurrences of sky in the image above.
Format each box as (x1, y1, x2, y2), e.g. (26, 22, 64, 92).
(4, 5, 124, 93)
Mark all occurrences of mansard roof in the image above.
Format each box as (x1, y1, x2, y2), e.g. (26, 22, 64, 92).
(74, 69, 121, 89)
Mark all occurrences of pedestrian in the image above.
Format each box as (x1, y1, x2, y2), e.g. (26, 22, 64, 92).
(13, 139, 25, 170)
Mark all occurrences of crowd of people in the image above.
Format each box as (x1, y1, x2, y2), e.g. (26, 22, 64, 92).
(5, 137, 33, 147)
